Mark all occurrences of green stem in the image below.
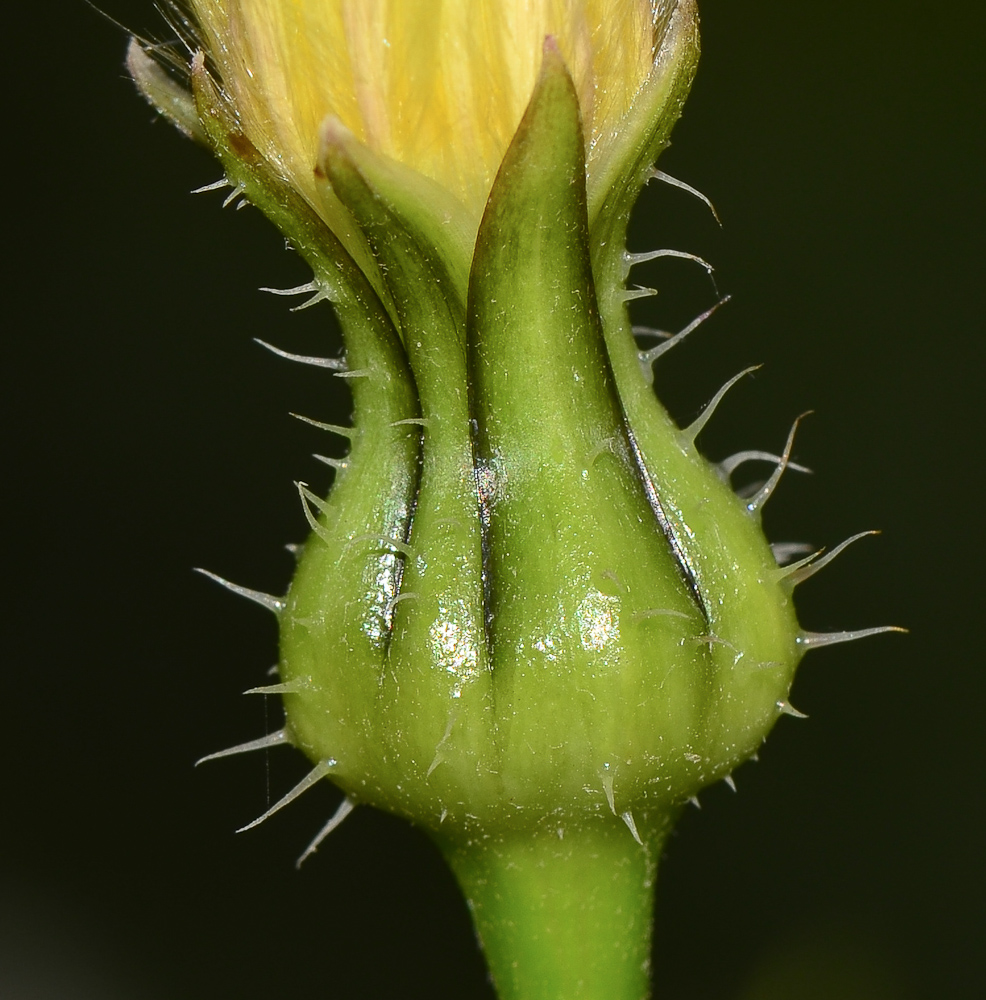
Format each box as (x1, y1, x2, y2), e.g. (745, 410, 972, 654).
(440, 820, 667, 1000)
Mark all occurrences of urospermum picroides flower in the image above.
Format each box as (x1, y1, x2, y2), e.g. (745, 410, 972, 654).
(128, 3, 901, 997)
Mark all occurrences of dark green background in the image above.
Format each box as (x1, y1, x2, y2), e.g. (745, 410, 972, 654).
(4, 2, 982, 997)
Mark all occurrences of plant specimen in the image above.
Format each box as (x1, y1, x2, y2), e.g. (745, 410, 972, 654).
(127, 2, 900, 997)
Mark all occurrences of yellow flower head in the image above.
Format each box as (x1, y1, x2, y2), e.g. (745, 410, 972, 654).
(188, 0, 688, 220)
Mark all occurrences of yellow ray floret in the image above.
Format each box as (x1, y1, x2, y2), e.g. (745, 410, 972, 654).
(190, 0, 663, 218)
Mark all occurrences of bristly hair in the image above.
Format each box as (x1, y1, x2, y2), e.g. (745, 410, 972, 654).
(150, 2, 205, 81)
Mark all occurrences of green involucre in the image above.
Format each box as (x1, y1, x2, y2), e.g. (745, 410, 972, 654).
(274, 47, 802, 837)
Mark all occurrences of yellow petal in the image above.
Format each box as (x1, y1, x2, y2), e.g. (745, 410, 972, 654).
(190, 0, 668, 221)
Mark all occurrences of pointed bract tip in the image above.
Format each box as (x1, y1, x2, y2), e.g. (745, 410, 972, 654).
(126, 38, 205, 143)
(523, 33, 577, 120)
(319, 114, 354, 150)
(315, 115, 361, 184)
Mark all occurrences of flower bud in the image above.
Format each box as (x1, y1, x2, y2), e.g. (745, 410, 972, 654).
(128, 3, 899, 998)
(274, 35, 804, 842)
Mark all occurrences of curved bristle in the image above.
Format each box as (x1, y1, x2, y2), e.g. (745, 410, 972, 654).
(719, 449, 811, 481)
(255, 339, 347, 370)
(639, 297, 730, 377)
(236, 759, 336, 833)
(196, 729, 288, 766)
(780, 531, 880, 587)
(625, 247, 715, 276)
(683, 366, 761, 445)
(746, 413, 811, 515)
(194, 568, 285, 614)
(648, 169, 722, 225)
(296, 797, 356, 869)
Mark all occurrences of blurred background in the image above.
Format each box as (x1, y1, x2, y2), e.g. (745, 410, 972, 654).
(4, 1, 982, 997)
